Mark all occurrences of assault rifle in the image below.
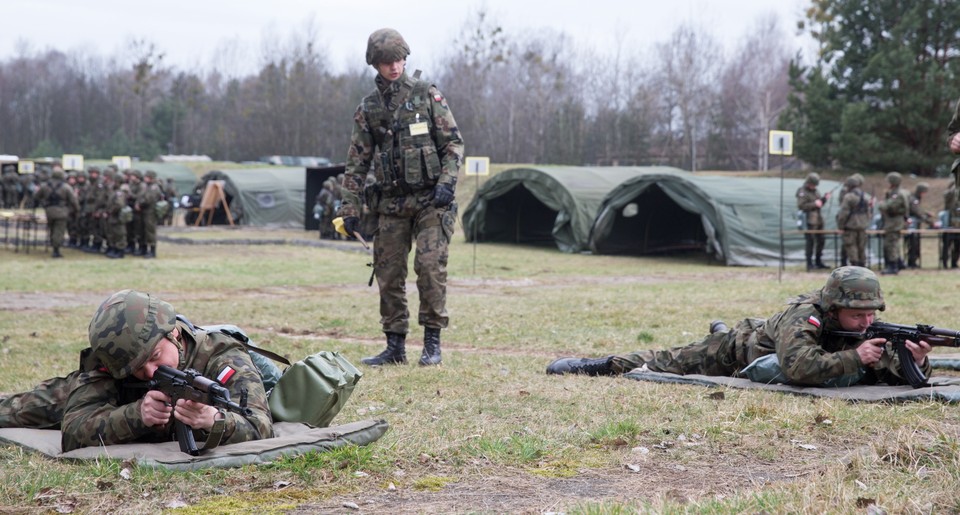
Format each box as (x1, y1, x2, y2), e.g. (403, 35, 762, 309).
(829, 321, 960, 388)
(149, 365, 252, 455)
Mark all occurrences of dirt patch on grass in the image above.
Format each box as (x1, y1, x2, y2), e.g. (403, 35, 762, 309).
(293, 447, 837, 513)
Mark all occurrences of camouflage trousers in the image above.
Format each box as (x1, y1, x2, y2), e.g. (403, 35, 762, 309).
(882, 230, 901, 265)
(0, 373, 74, 429)
(842, 229, 867, 265)
(107, 219, 126, 250)
(47, 217, 67, 250)
(610, 320, 772, 376)
(804, 222, 825, 261)
(373, 204, 456, 334)
(141, 210, 158, 246)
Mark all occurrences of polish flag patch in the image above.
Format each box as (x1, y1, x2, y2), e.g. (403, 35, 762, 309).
(434, 94, 443, 102)
(216, 366, 236, 384)
(807, 315, 821, 328)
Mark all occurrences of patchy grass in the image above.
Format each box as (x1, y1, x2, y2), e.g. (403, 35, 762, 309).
(1, 230, 960, 513)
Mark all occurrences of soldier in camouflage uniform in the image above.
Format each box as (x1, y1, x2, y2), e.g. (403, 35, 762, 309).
(836, 174, 872, 267)
(103, 172, 128, 259)
(903, 182, 939, 269)
(796, 172, 830, 271)
(137, 170, 163, 258)
(1, 169, 19, 208)
(942, 182, 960, 268)
(338, 28, 464, 367)
(546, 267, 932, 386)
(878, 172, 911, 275)
(0, 290, 273, 452)
(126, 170, 144, 255)
(34, 165, 80, 258)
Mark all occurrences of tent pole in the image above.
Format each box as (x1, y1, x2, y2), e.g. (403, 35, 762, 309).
(778, 153, 785, 282)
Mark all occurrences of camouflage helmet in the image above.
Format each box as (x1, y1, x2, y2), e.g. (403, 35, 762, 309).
(145, 170, 157, 179)
(819, 266, 885, 312)
(886, 171, 902, 186)
(805, 172, 820, 185)
(915, 182, 929, 194)
(51, 168, 66, 181)
(88, 289, 177, 379)
(365, 28, 410, 65)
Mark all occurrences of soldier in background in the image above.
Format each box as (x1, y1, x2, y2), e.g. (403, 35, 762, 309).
(69, 171, 87, 248)
(136, 170, 163, 258)
(1, 168, 18, 208)
(943, 182, 960, 269)
(338, 28, 464, 367)
(162, 177, 178, 226)
(103, 171, 128, 259)
(796, 172, 830, 271)
(836, 174, 872, 267)
(877, 172, 911, 275)
(0, 289, 273, 452)
(34, 165, 80, 258)
(904, 182, 940, 269)
(126, 170, 144, 255)
(546, 267, 932, 387)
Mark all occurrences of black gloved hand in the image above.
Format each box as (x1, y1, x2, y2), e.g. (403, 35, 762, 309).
(431, 183, 455, 208)
(342, 216, 361, 236)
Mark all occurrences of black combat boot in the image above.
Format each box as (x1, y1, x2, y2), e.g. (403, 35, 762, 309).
(132, 244, 144, 256)
(361, 332, 407, 366)
(880, 260, 898, 275)
(709, 320, 728, 334)
(806, 257, 814, 272)
(419, 328, 442, 366)
(814, 257, 829, 269)
(52, 248, 62, 258)
(546, 356, 615, 376)
(143, 245, 156, 259)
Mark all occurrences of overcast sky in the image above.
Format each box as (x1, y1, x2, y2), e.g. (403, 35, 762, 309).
(4, 0, 811, 75)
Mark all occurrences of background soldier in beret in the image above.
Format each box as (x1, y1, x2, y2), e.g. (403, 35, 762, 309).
(0, 290, 273, 452)
(546, 267, 932, 387)
(338, 28, 464, 367)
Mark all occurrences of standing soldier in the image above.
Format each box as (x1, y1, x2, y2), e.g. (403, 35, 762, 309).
(137, 170, 163, 258)
(103, 171, 129, 259)
(34, 165, 80, 258)
(87, 167, 108, 254)
(877, 172, 911, 275)
(126, 170, 144, 255)
(1, 168, 18, 208)
(904, 182, 940, 269)
(796, 172, 830, 271)
(162, 177, 178, 226)
(338, 28, 464, 367)
(836, 174, 872, 268)
(943, 182, 960, 269)
(70, 170, 88, 248)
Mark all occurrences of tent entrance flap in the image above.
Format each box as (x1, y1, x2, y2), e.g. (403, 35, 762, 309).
(595, 184, 706, 255)
(479, 184, 558, 246)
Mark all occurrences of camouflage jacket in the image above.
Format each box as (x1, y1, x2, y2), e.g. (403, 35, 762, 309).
(795, 186, 825, 227)
(340, 71, 464, 218)
(837, 187, 871, 230)
(735, 294, 930, 386)
(36, 180, 80, 220)
(60, 320, 273, 452)
(879, 188, 911, 231)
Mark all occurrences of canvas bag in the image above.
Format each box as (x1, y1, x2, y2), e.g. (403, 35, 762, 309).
(268, 351, 363, 428)
(202, 324, 362, 428)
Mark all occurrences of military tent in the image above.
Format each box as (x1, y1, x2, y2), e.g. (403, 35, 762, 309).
(462, 166, 681, 253)
(589, 172, 844, 266)
(188, 167, 306, 227)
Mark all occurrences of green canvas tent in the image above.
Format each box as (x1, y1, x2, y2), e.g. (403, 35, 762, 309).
(589, 172, 844, 266)
(188, 167, 306, 227)
(462, 166, 685, 253)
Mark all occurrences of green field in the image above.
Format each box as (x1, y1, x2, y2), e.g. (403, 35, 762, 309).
(1, 228, 959, 513)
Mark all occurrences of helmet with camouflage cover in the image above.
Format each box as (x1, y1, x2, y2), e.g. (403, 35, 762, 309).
(819, 266, 885, 312)
(88, 289, 177, 379)
(805, 172, 820, 186)
(365, 28, 410, 65)
(51, 168, 65, 181)
(915, 182, 929, 194)
(886, 171, 902, 186)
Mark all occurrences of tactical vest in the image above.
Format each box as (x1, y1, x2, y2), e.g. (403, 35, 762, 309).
(361, 71, 442, 196)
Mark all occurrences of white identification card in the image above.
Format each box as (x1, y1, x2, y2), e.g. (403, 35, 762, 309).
(409, 122, 429, 136)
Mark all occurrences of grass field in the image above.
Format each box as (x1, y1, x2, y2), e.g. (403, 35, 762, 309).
(1, 220, 960, 513)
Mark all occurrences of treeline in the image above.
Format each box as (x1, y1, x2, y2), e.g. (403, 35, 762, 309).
(2, 2, 959, 174)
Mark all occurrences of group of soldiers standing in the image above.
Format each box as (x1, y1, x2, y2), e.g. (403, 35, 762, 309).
(798, 171, 956, 274)
(7, 163, 176, 259)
